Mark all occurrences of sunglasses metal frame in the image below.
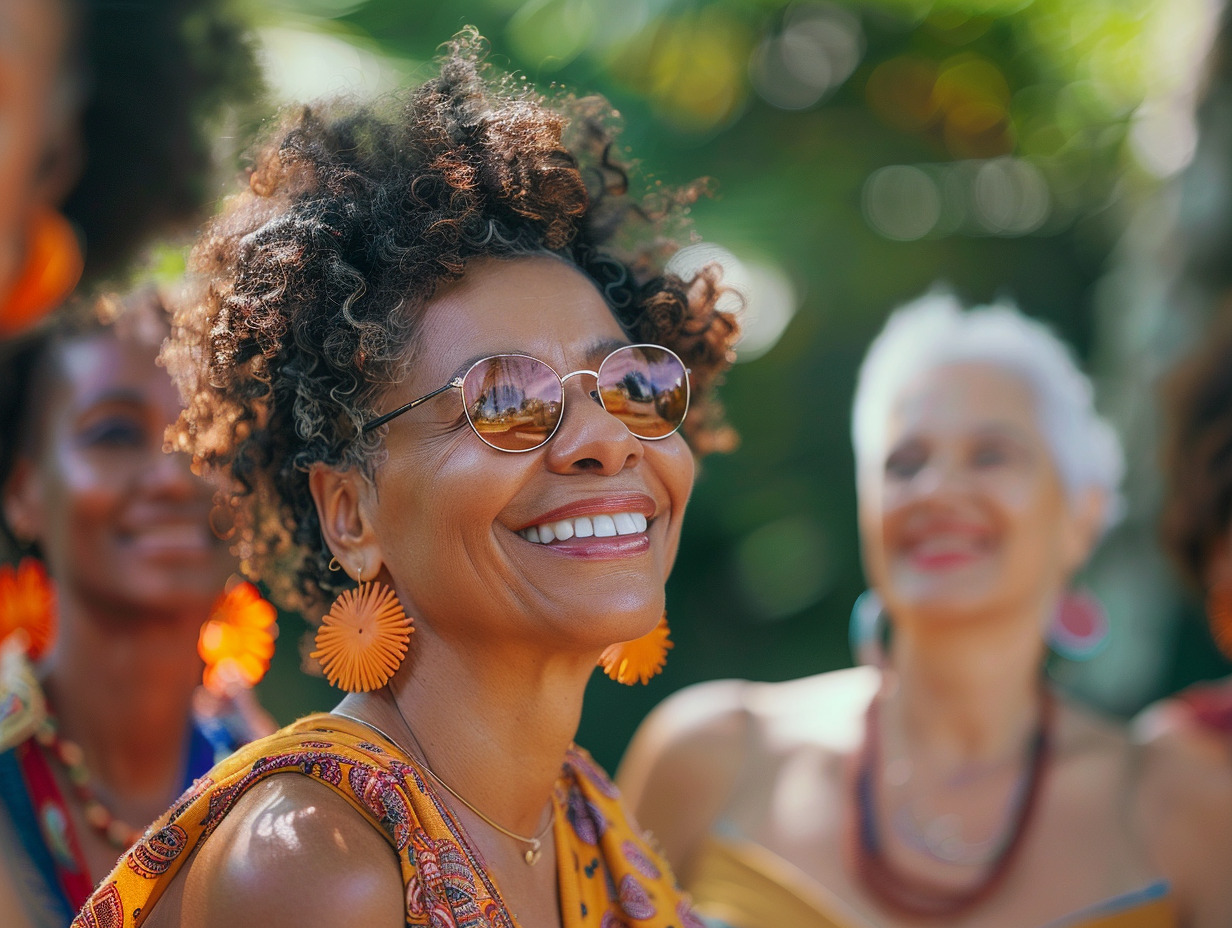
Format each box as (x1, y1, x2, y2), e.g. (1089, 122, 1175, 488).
(361, 343, 691, 453)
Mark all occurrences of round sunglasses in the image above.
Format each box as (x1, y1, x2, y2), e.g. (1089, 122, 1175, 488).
(362, 343, 690, 453)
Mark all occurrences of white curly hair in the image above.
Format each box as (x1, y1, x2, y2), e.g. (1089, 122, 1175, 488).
(851, 287, 1124, 529)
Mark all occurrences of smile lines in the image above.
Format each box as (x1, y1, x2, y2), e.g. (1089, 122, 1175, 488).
(518, 512, 649, 544)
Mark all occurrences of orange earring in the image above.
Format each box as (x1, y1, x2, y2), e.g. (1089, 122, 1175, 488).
(1206, 585, 1232, 661)
(311, 561, 413, 692)
(597, 614, 673, 685)
(198, 578, 278, 695)
(0, 558, 57, 660)
(0, 207, 84, 337)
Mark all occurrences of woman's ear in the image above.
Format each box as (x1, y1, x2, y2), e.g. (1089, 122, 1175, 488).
(308, 464, 383, 581)
(2, 456, 44, 546)
(1061, 487, 1107, 574)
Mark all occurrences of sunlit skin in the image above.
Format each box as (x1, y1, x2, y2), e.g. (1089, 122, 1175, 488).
(0, 317, 236, 901)
(0, 0, 77, 299)
(618, 363, 1209, 927)
(145, 256, 696, 928)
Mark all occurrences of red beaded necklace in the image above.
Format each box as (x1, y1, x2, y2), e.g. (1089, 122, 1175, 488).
(34, 714, 143, 850)
(849, 688, 1054, 920)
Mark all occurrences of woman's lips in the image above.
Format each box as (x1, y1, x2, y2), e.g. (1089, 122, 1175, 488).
(513, 493, 657, 559)
(516, 493, 656, 531)
(907, 547, 982, 571)
(901, 530, 990, 572)
(522, 533, 651, 560)
(120, 522, 218, 559)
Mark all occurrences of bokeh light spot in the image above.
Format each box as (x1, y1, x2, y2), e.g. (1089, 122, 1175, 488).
(666, 244, 799, 362)
(735, 516, 832, 621)
(750, 3, 864, 111)
(507, 0, 597, 70)
(866, 56, 940, 131)
(256, 25, 402, 102)
(863, 165, 942, 240)
(1130, 102, 1199, 177)
(972, 157, 1051, 234)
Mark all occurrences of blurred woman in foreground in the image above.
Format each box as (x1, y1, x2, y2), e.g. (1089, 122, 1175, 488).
(0, 291, 274, 928)
(621, 292, 1226, 926)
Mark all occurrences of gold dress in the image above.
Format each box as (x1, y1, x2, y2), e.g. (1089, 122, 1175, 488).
(688, 834, 1177, 928)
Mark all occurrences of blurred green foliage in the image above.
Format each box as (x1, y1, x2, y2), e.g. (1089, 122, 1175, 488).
(243, 0, 1226, 771)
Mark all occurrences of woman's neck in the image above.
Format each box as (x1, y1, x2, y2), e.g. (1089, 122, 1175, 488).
(885, 610, 1048, 767)
(41, 590, 204, 801)
(342, 623, 594, 837)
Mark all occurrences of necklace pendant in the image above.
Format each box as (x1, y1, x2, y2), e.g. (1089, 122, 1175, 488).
(524, 841, 542, 866)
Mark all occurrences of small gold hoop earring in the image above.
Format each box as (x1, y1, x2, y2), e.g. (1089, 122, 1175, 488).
(328, 556, 342, 572)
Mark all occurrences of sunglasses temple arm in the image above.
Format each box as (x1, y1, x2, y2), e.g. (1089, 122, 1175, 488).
(362, 379, 462, 433)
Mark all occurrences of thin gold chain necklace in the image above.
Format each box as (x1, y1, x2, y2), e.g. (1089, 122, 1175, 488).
(333, 708, 554, 865)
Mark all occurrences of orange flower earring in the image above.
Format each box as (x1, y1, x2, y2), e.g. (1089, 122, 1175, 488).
(311, 558, 413, 692)
(198, 578, 278, 695)
(0, 558, 57, 660)
(597, 614, 673, 685)
(0, 207, 84, 337)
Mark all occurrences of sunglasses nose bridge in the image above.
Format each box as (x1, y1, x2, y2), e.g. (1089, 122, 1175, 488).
(559, 368, 600, 384)
(559, 368, 603, 405)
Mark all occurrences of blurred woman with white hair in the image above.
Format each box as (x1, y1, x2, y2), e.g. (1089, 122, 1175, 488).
(618, 290, 1221, 926)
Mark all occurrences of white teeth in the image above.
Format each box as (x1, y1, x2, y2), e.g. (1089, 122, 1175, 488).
(518, 511, 650, 545)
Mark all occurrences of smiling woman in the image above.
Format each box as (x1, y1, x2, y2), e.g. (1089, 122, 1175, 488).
(72, 29, 737, 928)
(618, 290, 1228, 927)
(0, 291, 274, 928)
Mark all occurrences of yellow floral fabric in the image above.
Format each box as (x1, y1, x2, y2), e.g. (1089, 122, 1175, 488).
(73, 714, 704, 928)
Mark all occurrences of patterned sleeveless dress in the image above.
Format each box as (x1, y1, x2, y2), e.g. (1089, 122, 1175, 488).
(73, 714, 705, 928)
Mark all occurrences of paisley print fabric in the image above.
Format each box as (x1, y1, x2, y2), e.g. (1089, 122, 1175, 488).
(72, 714, 702, 928)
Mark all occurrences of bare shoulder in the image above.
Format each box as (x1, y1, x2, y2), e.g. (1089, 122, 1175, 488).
(616, 667, 876, 878)
(1132, 722, 1232, 928)
(742, 665, 879, 753)
(1134, 719, 1232, 838)
(616, 678, 754, 834)
(618, 667, 876, 800)
(148, 775, 404, 928)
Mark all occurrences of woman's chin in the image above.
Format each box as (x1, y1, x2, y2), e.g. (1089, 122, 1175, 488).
(551, 603, 665, 651)
(886, 579, 999, 621)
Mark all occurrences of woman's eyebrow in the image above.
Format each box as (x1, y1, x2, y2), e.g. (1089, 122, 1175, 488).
(74, 388, 148, 413)
(584, 337, 631, 363)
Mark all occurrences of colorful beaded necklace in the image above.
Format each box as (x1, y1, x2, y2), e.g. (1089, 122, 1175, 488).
(34, 714, 143, 850)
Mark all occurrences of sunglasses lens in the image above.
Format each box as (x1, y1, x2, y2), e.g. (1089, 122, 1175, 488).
(461, 355, 563, 451)
(596, 345, 689, 439)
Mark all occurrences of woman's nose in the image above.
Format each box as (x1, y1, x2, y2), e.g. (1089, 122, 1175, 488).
(544, 378, 643, 475)
(143, 447, 202, 500)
